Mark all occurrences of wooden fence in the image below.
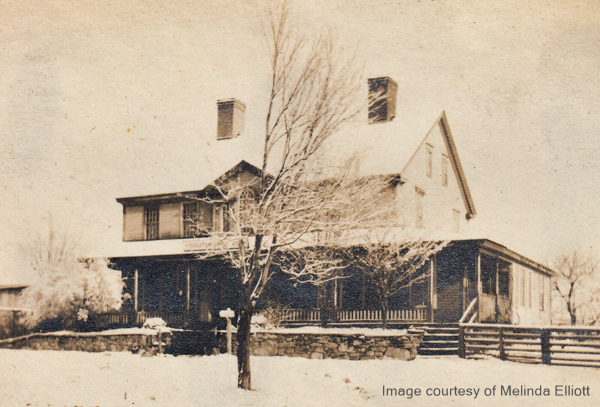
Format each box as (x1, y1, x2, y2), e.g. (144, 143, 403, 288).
(459, 323, 600, 368)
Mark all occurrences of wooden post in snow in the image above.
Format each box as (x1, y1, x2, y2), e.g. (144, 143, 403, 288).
(475, 252, 482, 323)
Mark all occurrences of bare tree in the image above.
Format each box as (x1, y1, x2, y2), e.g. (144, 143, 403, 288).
(350, 233, 447, 328)
(183, 1, 393, 390)
(553, 248, 600, 325)
(20, 222, 123, 331)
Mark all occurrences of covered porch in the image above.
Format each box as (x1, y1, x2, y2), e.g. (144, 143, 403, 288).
(273, 239, 553, 327)
(99, 255, 239, 330)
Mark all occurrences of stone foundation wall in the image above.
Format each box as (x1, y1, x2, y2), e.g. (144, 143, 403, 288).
(221, 332, 422, 361)
(0, 332, 156, 353)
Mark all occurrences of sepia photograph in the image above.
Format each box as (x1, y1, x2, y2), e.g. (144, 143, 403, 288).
(1, 1, 599, 406)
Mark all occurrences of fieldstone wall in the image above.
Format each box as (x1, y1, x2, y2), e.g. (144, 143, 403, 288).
(0, 332, 158, 353)
(222, 332, 422, 361)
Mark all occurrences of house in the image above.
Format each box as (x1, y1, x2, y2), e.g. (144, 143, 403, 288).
(104, 76, 553, 330)
(0, 284, 29, 339)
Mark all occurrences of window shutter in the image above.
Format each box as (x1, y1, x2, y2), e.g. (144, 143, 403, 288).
(123, 206, 144, 241)
(159, 203, 181, 239)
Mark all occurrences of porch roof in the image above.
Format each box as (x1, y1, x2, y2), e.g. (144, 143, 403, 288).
(100, 233, 553, 277)
(450, 238, 555, 277)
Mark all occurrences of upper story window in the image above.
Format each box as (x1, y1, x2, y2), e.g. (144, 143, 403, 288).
(144, 206, 159, 240)
(426, 145, 433, 178)
(415, 187, 425, 228)
(442, 155, 449, 187)
(183, 201, 213, 238)
(238, 189, 257, 235)
(539, 274, 545, 311)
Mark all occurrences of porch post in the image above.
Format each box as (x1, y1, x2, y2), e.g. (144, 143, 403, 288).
(159, 272, 164, 312)
(495, 259, 500, 323)
(134, 268, 139, 312)
(429, 255, 437, 323)
(186, 266, 191, 322)
(476, 251, 482, 323)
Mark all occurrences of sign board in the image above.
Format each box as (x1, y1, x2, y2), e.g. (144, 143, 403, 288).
(182, 237, 248, 252)
(219, 308, 235, 319)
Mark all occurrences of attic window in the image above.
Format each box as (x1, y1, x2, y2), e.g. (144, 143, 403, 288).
(426, 145, 433, 178)
(442, 155, 449, 187)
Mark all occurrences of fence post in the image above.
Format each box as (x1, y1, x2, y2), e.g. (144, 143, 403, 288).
(541, 329, 551, 365)
(498, 329, 506, 360)
(458, 324, 466, 358)
(320, 308, 328, 328)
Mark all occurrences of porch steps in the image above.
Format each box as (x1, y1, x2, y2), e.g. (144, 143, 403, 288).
(415, 324, 459, 356)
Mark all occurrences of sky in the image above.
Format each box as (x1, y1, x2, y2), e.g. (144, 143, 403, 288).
(1, 0, 599, 283)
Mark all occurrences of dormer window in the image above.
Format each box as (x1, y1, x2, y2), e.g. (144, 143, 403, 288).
(426, 145, 433, 178)
(442, 155, 449, 187)
(144, 206, 159, 240)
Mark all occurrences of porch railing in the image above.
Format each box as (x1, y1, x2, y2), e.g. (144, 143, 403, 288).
(280, 309, 321, 323)
(459, 297, 478, 324)
(337, 308, 427, 322)
(96, 311, 188, 328)
(279, 308, 427, 325)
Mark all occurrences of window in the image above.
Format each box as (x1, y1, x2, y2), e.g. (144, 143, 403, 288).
(183, 202, 199, 237)
(539, 274, 545, 311)
(144, 206, 159, 240)
(529, 271, 533, 308)
(426, 145, 433, 177)
(183, 202, 213, 238)
(521, 268, 527, 307)
(442, 155, 449, 187)
(415, 187, 425, 228)
(238, 189, 257, 235)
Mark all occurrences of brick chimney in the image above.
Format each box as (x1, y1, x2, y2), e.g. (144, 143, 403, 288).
(368, 77, 397, 124)
(217, 98, 246, 140)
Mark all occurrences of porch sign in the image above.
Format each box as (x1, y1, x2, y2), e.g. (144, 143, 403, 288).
(182, 237, 249, 252)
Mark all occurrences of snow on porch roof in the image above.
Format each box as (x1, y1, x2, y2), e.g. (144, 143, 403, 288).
(98, 228, 552, 277)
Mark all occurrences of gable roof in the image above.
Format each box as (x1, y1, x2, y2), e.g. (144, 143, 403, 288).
(438, 111, 476, 218)
(116, 160, 262, 205)
(334, 110, 476, 219)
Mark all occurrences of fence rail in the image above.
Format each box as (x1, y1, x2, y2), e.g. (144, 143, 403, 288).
(459, 323, 600, 368)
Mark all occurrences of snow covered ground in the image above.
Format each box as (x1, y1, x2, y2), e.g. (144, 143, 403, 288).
(1, 349, 599, 407)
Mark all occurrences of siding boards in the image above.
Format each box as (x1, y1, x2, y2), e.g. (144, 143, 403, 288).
(160, 203, 181, 239)
(123, 206, 144, 241)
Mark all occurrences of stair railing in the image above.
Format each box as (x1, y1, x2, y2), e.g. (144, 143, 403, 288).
(459, 297, 478, 324)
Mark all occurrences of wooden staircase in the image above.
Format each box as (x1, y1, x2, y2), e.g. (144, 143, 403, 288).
(415, 324, 459, 356)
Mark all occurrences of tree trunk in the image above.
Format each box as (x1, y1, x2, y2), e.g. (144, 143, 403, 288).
(237, 305, 253, 390)
(381, 299, 389, 329)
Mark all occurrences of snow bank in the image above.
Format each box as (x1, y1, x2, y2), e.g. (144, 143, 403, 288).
(1, 349, 600, 407)
(251, 326, 408, 336)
